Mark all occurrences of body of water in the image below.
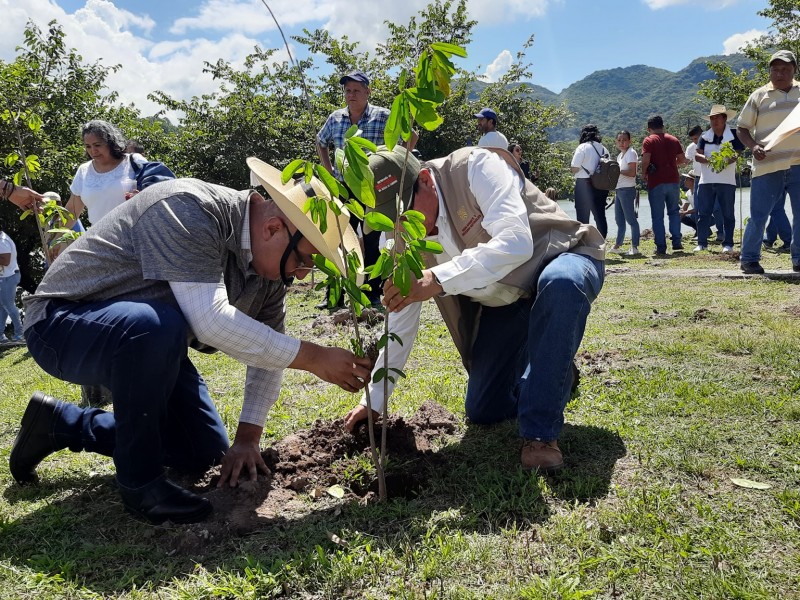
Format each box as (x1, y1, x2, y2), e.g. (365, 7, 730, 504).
(557, 188, 794, 242)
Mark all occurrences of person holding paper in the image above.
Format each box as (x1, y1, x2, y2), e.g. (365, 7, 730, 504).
(737, 50, 800, 274)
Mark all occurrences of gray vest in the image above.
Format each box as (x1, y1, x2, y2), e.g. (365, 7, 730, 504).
(423, 146, 605, 369)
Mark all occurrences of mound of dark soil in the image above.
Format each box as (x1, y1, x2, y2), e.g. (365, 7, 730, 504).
(173, 400, 460, 544)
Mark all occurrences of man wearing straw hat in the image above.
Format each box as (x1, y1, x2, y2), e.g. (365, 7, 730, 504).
(737, 49, 800, 274)
(345, 146, 606, 474)
(692, 104, 745, 253)
(8, 162, 372, 524)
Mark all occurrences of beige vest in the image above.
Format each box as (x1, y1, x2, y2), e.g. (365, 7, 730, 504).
(424, 146, 606, 370)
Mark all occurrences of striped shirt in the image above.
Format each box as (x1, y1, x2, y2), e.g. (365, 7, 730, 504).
(317, 103, 390, 179)
(737, 79, 800, 177)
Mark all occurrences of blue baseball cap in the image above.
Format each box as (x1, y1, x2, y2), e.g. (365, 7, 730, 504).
(339, 70, 370, 86)
(474, 108, 498, 121)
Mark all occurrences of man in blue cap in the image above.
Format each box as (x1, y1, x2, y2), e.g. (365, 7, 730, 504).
(474, 107, 509, 149)
(316, 70, 416, 307)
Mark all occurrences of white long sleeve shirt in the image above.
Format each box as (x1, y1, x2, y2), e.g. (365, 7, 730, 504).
(361, 149, 533, 413)
(169, 204, 300, 428)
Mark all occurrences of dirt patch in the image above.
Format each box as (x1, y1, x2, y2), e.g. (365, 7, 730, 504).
(785, 305, 800, 318)
(169, 400, 460, 547)
(691, 308, 711, 322)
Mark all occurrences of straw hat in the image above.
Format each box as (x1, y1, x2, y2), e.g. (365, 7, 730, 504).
(703, 104, 737, 121)
(246, 157, 362, 280)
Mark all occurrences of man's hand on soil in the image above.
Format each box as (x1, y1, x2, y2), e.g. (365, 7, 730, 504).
(218, 423, 269, 487)
(344, 404, 380, 433)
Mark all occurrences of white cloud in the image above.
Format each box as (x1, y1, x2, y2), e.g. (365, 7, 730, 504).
(4, 0, 560, 121)
(723, 29, 765, 54)
(642, 0, 740, 8)
(482, 50, 514, 82)
(170, 0, 335, 36)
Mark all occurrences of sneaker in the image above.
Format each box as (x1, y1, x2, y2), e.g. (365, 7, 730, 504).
(625, 247, 640, 256)
(673, 244, 685, 251)
(740, 261, 765, 274)
(793, 263, 800, 273)
(693, 245, 707, 253)
(610, 246, 624, 254)
(654, 248, 667, 257)
(763, 240, 774, 249)
(10, 335, 24, 343)
(0, 335, 9, 344)
(521, 439, 564, 473)
(722, 246, 733, 253)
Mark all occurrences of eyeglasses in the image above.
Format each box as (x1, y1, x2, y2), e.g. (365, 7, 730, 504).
(279, 226, 308, 286)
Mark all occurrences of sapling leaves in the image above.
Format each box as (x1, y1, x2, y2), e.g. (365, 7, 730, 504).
(430, 41, 468, 58)
(312, 253, 339, 278)
(314, 164, 341, 199)
(281, 158, 306, 184)
(365, 211, 395, 232)
(394, 255, 412, 296)
(401, 217, 426, 239)
(377, 332, 403, 349)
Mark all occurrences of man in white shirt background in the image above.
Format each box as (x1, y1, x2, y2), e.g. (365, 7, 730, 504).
(474, 108, 510, 149)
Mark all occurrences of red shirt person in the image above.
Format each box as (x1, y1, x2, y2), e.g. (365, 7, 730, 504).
(640, 115, 685, 255)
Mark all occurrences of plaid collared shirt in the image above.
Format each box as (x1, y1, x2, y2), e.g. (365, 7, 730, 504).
(317, 103, 390, 178)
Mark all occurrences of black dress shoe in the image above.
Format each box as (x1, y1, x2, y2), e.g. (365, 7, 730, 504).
(9, 392, 63, 485)
(118, 477, 212, 524)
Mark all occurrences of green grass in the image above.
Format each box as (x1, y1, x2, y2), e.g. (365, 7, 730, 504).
(1, 242, 799, 599)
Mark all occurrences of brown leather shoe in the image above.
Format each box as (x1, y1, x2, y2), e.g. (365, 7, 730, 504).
(521, 439, 564, 473)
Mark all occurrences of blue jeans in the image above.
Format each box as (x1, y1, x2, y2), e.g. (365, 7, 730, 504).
(0, 271, 23, 338)
(696, 183, 736, 247)
(614, 187, 639, 247)
(574, 178, 608, 238)
(741, 165, 800, 264)
(464, 253, 605, 440)
(24, 299, 230, 488)
(647, 183, 682, 252)
(764, 197, 791, 245)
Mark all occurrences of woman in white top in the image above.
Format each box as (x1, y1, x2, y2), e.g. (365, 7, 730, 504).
(65, 120, 139, 228)
(570, 124, 609, 238)
(0, 226, 24, 343)
(611, 130, 640, 255)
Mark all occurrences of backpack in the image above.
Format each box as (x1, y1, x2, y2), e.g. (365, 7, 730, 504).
(129, 154, 176, 191)
(583, 143, 620, 191)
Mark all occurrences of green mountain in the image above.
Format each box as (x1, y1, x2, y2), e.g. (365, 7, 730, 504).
(472, 54, 755, 141)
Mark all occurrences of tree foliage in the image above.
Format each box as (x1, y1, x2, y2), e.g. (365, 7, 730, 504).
(700, 0, 800, 108)
(0, 20, 122, 290)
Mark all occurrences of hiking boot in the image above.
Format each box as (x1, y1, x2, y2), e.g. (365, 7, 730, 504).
(740, 261, 765, 274)
(521, 439, 564, 473)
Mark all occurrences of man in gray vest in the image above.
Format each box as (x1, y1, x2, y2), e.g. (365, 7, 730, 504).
(9, 159, 372, 524)
(345, 146, 606, 473)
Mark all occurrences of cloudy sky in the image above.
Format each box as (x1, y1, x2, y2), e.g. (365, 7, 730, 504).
(3, 0, 770, 119)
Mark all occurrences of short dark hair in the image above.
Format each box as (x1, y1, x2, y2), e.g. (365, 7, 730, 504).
(81, 120, 127, 159)
(579, 124, 602, 144)
(647, 115, 664, 130)
(688, 125, 703, 137)
(125, 139, 145, 154)
(617, 130, 631, 140)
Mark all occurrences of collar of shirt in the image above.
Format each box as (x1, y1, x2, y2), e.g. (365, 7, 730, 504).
(346, 102, 373, 122)
(765, 79, 800, 92)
